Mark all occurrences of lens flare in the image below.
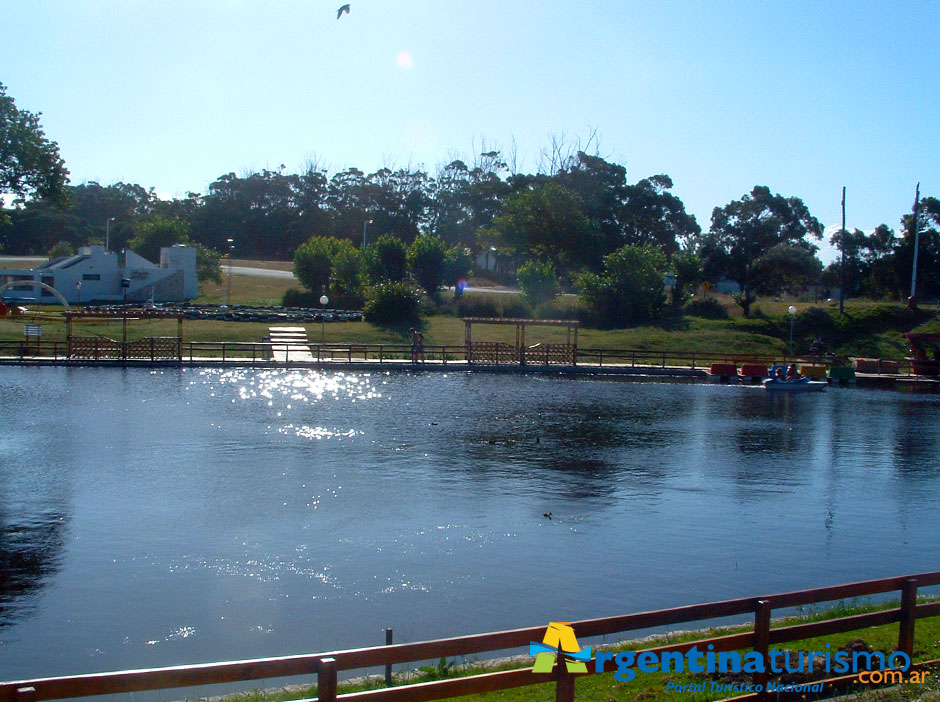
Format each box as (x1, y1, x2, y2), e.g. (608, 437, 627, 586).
(396, 51, 413, 70)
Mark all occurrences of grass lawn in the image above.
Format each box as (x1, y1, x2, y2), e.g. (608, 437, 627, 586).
(1, 266, 937, 360)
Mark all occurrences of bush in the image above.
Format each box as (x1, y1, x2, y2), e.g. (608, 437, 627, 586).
(407, 235, 448, 296)
(684, 297, 729, 319)
(516, 260, 560, 307)
(366, 234, 408, 283)
(363, 281, 422, 325)
(293, 236, 335, 294)
(454, 294, 500, 318)
(576, 244, 668, 327)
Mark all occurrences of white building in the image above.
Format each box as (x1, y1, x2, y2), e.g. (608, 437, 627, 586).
(0, 244, 198, 304)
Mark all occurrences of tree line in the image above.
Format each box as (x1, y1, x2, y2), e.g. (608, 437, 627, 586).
(2, 81, 937, 323)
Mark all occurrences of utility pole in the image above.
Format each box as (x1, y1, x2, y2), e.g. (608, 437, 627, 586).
(909, 183, 921, 307)
(839, 187, 846, 314)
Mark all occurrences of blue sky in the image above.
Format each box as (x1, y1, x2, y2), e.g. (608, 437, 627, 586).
(3, 1, 938, 261)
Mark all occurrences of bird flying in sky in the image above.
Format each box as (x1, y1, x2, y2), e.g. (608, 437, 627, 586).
(336, 4, 350, 19)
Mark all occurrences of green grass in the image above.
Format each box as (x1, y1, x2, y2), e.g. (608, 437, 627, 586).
(2, 268, 937, 360)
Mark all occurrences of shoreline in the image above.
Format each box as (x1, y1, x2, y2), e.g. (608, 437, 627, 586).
(2, 356, 938, 391)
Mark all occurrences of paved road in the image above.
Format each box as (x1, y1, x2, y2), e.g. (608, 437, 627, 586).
(223, 265, 294, 279)
(222, 265, 521, 295)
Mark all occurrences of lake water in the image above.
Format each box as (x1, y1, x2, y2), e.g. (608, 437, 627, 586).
(1, 367, 939, 685)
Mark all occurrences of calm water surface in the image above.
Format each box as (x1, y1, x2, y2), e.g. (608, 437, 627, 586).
(1, 367, 939, 682)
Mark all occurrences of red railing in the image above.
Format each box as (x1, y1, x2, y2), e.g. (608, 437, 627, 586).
(2, 571, 939, 702)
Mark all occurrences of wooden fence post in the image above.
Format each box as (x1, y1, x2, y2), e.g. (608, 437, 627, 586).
(754, 599, 771, 701)
(554, 658, 576, 702)
(898, 577, 918, 657)
(385, 628, 394, 686)
(318, 657, 338, 702)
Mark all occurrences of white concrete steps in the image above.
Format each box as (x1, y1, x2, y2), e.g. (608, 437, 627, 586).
(268, 326, 314, 362)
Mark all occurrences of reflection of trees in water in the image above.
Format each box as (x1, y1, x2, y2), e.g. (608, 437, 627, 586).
(892, 399, 940, 480)
(456, 390, 693, 499)
(0, 506, 68, 628)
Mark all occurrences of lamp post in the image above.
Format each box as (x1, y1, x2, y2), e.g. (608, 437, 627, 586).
(788, 305, 797, 358)
(320, 294, 329, 343)
(223, 238, 234, 307)
(105, 217, 115, 252)
(75, 281, 82, 305)
(362, 219, 372, 249)
(121, 277, 131, 360)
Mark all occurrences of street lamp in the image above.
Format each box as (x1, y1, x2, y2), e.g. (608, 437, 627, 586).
(320, 294, 329, 343)
(788, 305, 797, 358)
(362, 219, 373, 249)
(121, 277, 131, 360)
(223, 238, 234, 307)
(105, 217, 115, 252)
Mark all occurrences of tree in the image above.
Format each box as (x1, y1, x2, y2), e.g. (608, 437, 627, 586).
(670, 248, 703, 306)
(0, 82, 69, 215)
(46, 240, 74, 260)
(516, 259, 560, 307)
(622, 175, 700, 257)
(751, 243, 822, 296)
(443, 245, 474, 290)
(407, 235, 448, 297)
(293, 236, 336, 295)
(127, 216, 190, 261)
(898, 195, 940, 300)
(331, 240, 364, 297)
(477, 182, 601, 277)
(366, 233, 408, 283)
(708, 186, 822, 316)
(127, 215, 220, 285)
(576, 244, 668, 327)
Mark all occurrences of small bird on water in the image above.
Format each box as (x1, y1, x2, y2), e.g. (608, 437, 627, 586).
(336, 4, 350, 19)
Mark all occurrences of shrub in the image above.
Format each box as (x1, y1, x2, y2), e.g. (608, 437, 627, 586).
(407, 235, 448, 297)
(684, 297, 729, 319)
(366, 234, 408, 283)
(576, 244, 667, 327)
(455, 294, 500, 318)
(363, 281, 421, 325)
(293, 236, 335, 294)
(516, 260, 560, 307)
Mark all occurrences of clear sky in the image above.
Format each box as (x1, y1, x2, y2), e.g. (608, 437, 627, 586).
(3, 1, 938, 261)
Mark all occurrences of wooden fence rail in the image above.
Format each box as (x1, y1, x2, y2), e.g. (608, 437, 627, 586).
(0, 339, 933, 376)
(3, 571, 939, 702)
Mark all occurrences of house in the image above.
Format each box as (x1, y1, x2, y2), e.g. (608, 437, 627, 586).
(0, 244, 197, 304)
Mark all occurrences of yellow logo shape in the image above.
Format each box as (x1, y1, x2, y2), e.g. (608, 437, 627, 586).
(530, 622, 590, 674)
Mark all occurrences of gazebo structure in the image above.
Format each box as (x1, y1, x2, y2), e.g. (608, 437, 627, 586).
(462, 317, 580, 366)
(64, 308, 185, 361)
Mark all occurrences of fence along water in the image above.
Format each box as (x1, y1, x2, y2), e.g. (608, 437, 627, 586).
(2, 571, 939, 702)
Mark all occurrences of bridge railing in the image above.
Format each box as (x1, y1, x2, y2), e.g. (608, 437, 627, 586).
(3, 571, 939, 702)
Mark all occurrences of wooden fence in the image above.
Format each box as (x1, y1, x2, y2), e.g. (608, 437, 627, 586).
(3, 571, 939, 702)
(0, 338, 932, 376)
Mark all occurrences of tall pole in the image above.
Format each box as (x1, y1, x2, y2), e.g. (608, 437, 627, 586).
(910, 183, 921, 303)
(106, 218, 112, 252)
(839, 187, 846, 314)
(362, 219, 369, 249)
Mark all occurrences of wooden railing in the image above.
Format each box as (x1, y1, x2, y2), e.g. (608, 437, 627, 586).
(3, 571, 939, 702)
(0, 339, 932, 376)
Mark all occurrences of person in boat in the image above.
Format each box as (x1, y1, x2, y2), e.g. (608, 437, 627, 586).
(785, 363, 801, 380)
(774, 367, 786, 381)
